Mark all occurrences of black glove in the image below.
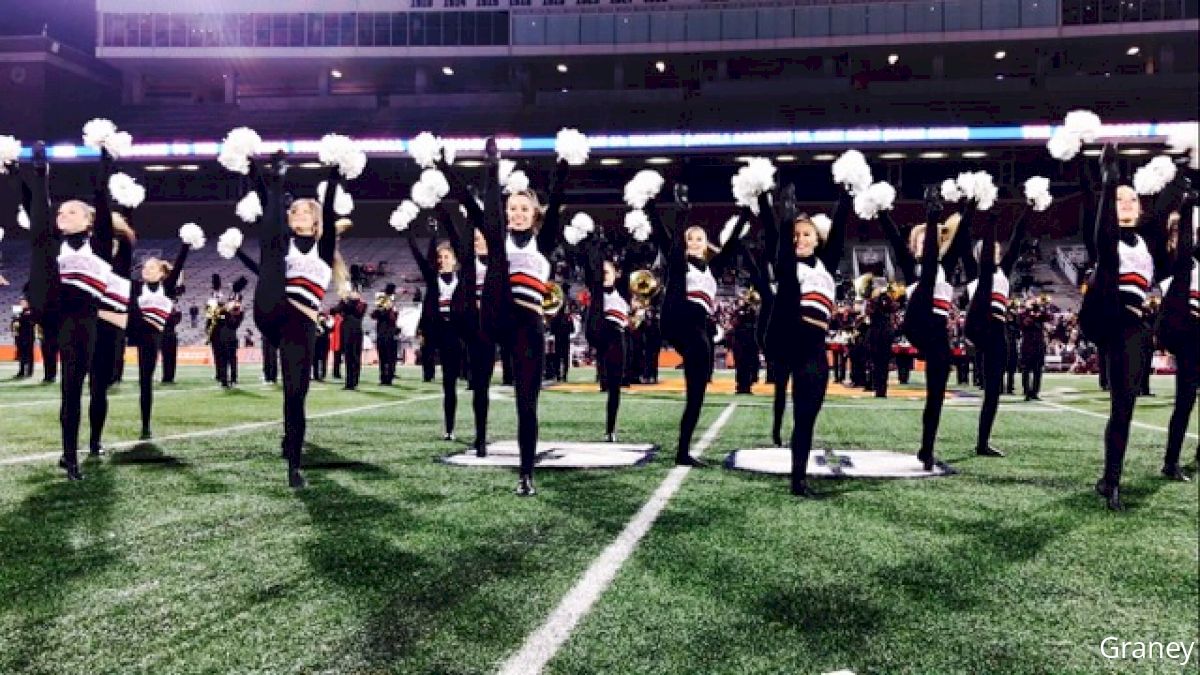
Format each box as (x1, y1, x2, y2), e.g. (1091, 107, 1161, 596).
(673, 183, 690, 210)
(211, 274, 222, 291)
(551, 159, 570, 195)
(484, 137, 499, 165)
(32, 141, 47, 172)
(1099, 143, 1119, 184)
(232, 276, 248, 294)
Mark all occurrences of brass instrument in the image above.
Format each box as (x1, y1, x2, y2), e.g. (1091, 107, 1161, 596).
(375, 292, 395, 311)
(853, 273, 874, 300)
(740, 288, 761, 308)
(543, 281, 565, 315)
(629, 269, 661, 300)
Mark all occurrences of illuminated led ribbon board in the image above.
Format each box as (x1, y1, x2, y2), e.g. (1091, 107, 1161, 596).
(19, 121, 1196, 161)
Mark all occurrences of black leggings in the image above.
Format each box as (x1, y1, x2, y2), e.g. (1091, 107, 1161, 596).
(772, 365, 790, 446)
(136, 331, 162, 432)
(467, 332, 496, 450)
(88, 320, 124, 452)
(58, 309, 98, 466)
(161, 331, 177, 383)
(595, 323, 627, 436)
(430, 321, 464, 435)
(1164, 346, 1198, 469)
(909, 317, 951, 461)
(39, 313, 59, 381)
(279, 310, 317, 465)
(1102, 323, 1150, 485)
(506, 313, 545, 475)
(671, 316, 713, 459)
(976, 328, 1007, 451)
(787, 339, 829, 487)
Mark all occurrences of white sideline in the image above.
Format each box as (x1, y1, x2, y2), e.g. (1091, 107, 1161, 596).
(0, 393, 441, 467)
(1039, 400, 1199, 440)
(496, 403, 739, 675)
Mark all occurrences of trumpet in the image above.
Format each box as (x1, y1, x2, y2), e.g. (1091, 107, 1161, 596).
(739, 288, 761, 308)
(543, 281, 565, 315)
(375, 292, 395, 311)
(629, 269, 660, 300)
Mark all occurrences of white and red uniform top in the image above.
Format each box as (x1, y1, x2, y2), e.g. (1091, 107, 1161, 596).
(967, 270, 1011, 322)
(796, 258, 836, 330)
(507, 234, 551, 315)
(1158, 264, 1200, 320)
(907, 264, 954, 319)
(285, 239, 332, 311)
(438, 274, 458, 315)
(100, 270, 131, 314)
(57, 240, 110, 303)
(685, 261, 717, 315)
(603, 289, 630, 329)
(1117, 235, 1154, 320)
(138, 283, 174, 332)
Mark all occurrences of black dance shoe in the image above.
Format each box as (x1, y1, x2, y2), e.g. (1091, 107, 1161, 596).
(1161, 466, 1190, 482)
(516, 474, 536, 497)
(288, 468, 307, 489)
(790, 480, 818, 498)
(474, 442, 488, 458)
(443, 431, 456, 442)
(917, 449, 935, 472)
(88, 445, 105, 458)
(772, 432, 784, 448)
(976, 446, 1005, 458)
(675, 454, 709, 468)
(1094, 480, 1124, 511)
(139, 428, 153, 441)
(605, 433, 618, 443)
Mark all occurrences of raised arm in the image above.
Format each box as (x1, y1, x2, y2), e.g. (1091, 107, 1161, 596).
(234, 248, 260, 277)
(709, 207, 753, 277)
(819, 192, 853, 272)
(164, 242, 191, 293)
(918, 200, 944, 289)
(940, 201, 975, 279)
(437, 158, 486, 236)
(407, 226, 436, 284)
(879, 211, 916, 283)
(318, 166, 339, 265)
(999, 206, 1031, 275)
(537, 159, 569, 254)
(92, 150, 115, 264)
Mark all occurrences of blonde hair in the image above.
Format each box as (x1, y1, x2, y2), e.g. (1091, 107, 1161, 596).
(288, 198, 324, 237)
(793, 213, 819, 241)
(111, 211, 137, 244)
(60, 200, 96, 228)
(506, 189, 545, 230)
(144, 256, 173, 276)
(909, 212, 960, 259)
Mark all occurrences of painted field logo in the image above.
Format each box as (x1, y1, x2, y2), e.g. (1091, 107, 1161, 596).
(1100, 638, 1196, 667)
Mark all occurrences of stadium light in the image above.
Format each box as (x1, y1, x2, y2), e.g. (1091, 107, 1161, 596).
(654, 61, 666, 73)
(995, 74, 1005, 80)
(646, 157, 672, 165)
(1126, 46, 1140, 56)
(600, 158, 623, 166)
(176, 164, 200, 171)
(962, 151, 988, 158)
(813, 154, 837, 161)
(556, 63, 568, 73)
(442, 66, 455, 76)
(1120, 148, 1150, 156)
(330, 69, 343, 79)
(879, 152, 907, 159)
(887, 54, 899, 65)
(994, 50, 1006, 60)
(919, 151, 947, 159)
(775, 155, 797, 162)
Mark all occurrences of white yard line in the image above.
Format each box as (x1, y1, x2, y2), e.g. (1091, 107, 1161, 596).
(496, 402, 739, 675)
(0, 393, 441, 467)
(0, 383, 275, 410)
(1038, 400, 1198, 440)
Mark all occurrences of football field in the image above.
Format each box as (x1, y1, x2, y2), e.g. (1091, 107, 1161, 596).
(0, 365, 1195, 674)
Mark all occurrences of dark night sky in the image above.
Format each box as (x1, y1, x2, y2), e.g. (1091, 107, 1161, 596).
(0, 0, 97, 52)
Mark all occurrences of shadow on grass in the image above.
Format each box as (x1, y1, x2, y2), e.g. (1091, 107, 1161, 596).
(0, 463, 118, 672)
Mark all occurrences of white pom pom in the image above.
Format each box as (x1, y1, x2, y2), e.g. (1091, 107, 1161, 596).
(624, 209, 652, 241)
(178, 222, 206, 249)
(108, 172, 146, 209)
(1133, 155, 1178, 196)
(216, 227, 244, 259)
(555, 128, 590, 166)
(317, 181, 355, 216)
(623, 170, 665, 209)
(504, 169, 530, 195)
(390, 200, 420, 232)
(832, 149, 873, 194)
(941, 179, 964, 203)
(498, 159, 516, 186)
(235, 191, 263, 223)
(811, 213, 832, 241)
(411, 181, 438, 210)
(570, 212, 595, 234)
(82, 118, 116, 151)
(17, 205, 30, 229)
(1064, 110, 1103, 143)
(218, 127, 263, 175)
(957, 171, 996, 211)
(423, 169, 450, 200)
(1046, 128, 1082, 162)
(1165, 122, 1199, 171)
(107, 132, 133, 159)
(853, 181, 896, 220)
(318, 133, 366, 180)
(0, 135, 22, 173)
(719, 215, 750, 247)
(1024, 176, 1053, 212)
(563, 224, 587, 246)
(408, 132, 440, 169)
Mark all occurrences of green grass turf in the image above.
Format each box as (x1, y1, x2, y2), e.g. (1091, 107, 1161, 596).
(0, 364, 1195, 674)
